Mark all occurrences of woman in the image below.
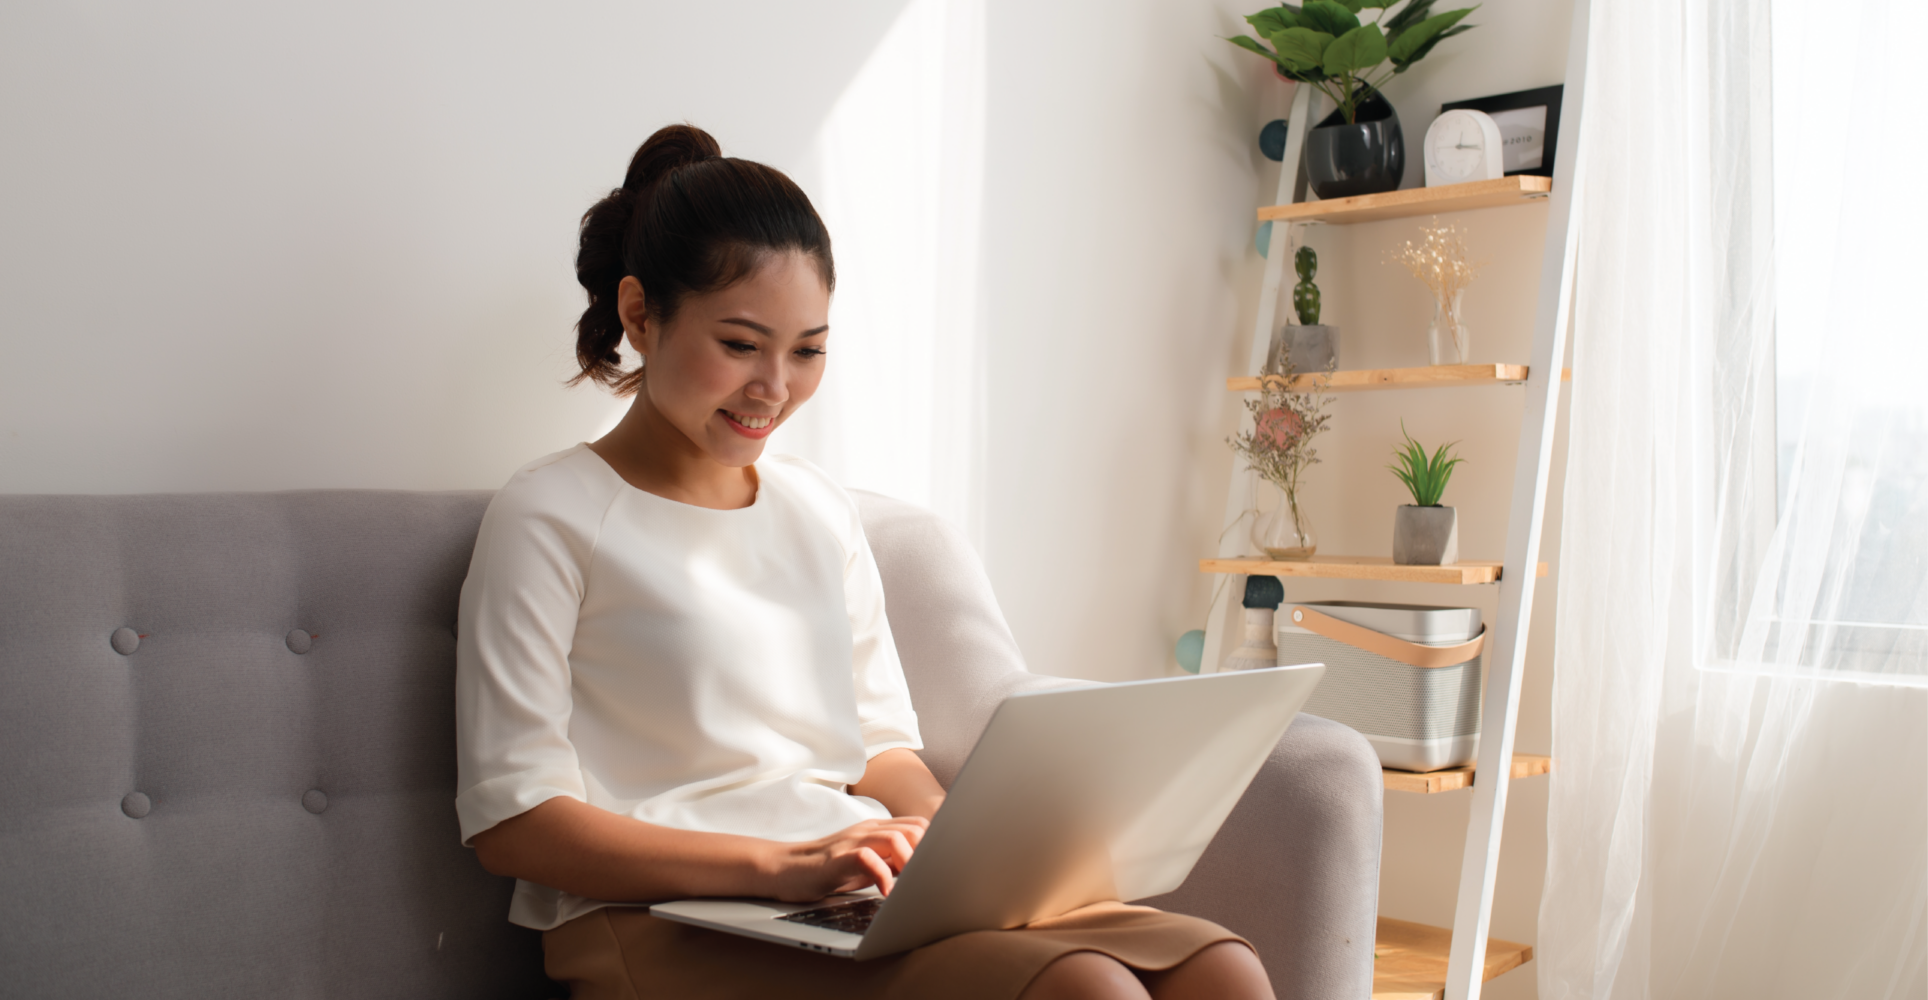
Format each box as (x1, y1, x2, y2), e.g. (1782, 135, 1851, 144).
(455, 124, 1275, 1000)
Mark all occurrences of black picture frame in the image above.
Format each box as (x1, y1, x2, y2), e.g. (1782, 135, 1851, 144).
(1440, 85, 1563, 178)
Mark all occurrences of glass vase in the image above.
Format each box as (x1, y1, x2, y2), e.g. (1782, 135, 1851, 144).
(1427, 289, 1470, 365)
(1250, 481, 1316, 560)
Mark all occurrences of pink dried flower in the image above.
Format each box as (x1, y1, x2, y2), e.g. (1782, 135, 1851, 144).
(1256, 408, 1303, 449)
(1227, 354, 1333, 509)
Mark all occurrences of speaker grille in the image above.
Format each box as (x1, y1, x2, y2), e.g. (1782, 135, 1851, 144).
(1279, 631, 1483, 740)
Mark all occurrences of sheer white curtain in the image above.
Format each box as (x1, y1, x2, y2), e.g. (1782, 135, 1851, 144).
(1541, 0, 1927, 996)
(770, 0, 987, 545)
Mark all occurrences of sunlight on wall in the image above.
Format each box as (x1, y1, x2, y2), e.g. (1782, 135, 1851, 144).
(771, 0, 987, 547)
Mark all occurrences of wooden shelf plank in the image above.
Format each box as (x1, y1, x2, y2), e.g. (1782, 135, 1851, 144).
(1374, 916, 1533, 1000)
(1227, 365, 1571, 394)
(1259, 176, 1552, 226)
(1200, 556, 1548, 585)
(1229, 364, 1527, 393)
(1382, 754, 1552, 794)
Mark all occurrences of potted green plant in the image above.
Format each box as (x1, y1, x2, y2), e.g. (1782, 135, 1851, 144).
(1388, 423, 1464, 565)
(1228, 1, 1478, 198)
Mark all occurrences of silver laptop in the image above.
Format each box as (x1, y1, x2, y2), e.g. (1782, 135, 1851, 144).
(649, 663, 1324, 960)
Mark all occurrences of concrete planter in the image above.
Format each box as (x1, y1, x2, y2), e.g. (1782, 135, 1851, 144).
(1265, 324, 1338, 376)
(1393, 505, 1459, 565)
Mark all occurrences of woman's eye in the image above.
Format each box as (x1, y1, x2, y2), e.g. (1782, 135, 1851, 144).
(795, 346, 827, 360)
(723, 340, 757, 354)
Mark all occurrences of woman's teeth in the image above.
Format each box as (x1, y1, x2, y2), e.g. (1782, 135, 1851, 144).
(729, 412, 773, 430)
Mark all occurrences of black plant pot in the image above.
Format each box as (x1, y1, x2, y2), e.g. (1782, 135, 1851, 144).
(1303, 90, 1405, 199)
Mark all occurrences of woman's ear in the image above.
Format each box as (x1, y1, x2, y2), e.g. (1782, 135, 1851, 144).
(617, 276, 651, 357)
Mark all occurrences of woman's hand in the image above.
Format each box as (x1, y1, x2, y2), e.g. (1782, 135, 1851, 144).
(763, 816, 930, 902)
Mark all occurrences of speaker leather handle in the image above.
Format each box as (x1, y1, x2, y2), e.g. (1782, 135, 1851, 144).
(1287, 605, 1485, 668)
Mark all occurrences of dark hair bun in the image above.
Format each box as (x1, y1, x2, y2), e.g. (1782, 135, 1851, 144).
(571, 124, 832, 395)
(622, 124, 721, 195)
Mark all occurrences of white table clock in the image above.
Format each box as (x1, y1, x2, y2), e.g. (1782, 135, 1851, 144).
(1424, 108, 1504, 187)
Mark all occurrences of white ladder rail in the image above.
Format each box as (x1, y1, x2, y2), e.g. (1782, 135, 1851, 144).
(1201, 80, 1317, 676)
(1442, 1, 1591, 997)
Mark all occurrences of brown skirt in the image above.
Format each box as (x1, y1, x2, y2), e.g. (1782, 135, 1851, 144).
(543, 901, 1246, 1000)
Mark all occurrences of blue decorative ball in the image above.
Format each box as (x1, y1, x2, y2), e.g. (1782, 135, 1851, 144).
(1259, 119, 1289, 161)
(1176, 630, 1206, 674)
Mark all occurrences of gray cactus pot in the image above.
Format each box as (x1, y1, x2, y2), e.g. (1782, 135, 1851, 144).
(1265, 324, 1338, 376)
(1393, 505, 1459, 565)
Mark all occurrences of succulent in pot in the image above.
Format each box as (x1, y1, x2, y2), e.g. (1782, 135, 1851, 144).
(1387, 422, 1464, 565)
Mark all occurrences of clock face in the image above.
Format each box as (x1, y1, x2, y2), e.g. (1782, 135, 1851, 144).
(1425, 109, 1501, 186)
(1432, 115, 1486, 176)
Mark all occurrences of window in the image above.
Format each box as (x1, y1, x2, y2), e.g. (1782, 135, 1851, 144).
(1704, 0, 1928, 684)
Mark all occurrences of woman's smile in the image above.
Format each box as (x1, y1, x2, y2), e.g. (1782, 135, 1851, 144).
(722, 409, 778, 437)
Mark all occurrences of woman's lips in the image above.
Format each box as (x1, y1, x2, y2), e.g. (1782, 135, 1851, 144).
(721, 409, 777, 440)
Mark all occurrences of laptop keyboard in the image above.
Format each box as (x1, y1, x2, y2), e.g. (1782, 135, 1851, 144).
(776, 896, 884, 935)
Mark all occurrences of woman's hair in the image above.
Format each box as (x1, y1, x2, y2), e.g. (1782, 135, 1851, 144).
(572, 124, 835, 394)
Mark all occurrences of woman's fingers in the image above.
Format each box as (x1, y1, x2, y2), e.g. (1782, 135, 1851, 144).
(855, 817, 927, 849)
(869, 829, 915, 870)
(887, 817, 927, 847)
(784, 816, 932, 900)
(841, 827, 916, 873)
(854, 845, 895, 896)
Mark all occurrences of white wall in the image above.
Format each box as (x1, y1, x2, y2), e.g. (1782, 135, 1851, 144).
(0, 0, 910, 492)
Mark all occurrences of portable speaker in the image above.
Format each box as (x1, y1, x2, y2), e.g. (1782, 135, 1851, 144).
(1277, 601, 1486, 772)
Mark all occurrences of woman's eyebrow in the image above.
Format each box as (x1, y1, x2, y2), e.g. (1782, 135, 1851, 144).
(719, 317, 829, 337)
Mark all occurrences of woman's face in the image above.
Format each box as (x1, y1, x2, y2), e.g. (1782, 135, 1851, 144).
(621, 251, 830, 469)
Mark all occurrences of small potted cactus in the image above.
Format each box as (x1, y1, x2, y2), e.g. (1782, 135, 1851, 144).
(1265, 246, 1339, 376)
(1388, 423, 1463, 565)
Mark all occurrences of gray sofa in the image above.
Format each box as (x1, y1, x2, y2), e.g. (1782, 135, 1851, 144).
(0, 489, 1381, 999)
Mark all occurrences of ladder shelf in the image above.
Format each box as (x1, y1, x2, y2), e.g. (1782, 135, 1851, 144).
(1203, 6, 1592, 992)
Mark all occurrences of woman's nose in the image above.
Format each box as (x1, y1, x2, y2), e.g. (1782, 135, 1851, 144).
(745, 360, 789, 405)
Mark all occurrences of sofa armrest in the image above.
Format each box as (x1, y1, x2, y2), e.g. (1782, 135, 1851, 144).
(1142, 712, 1383, 1000)
(854, 489, 1381, 996)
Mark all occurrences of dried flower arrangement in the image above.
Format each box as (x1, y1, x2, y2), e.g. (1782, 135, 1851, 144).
(1227, 350, 1335, 558)
(1390, 218, 1482, 364)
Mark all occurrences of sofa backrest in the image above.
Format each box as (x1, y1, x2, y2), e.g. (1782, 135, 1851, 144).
(0, 487, 1037, 997)
(0, 491, 553, 999)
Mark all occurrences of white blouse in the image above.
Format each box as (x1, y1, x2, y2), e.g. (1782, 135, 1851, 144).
(454, 444, 923, 931)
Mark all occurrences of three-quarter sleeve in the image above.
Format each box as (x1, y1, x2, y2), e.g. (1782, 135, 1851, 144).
(453, 466, 612, 845)
(843, 506, 924, 759)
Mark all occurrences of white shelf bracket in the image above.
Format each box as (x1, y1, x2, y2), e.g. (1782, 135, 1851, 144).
(1202, 80, 1318, 675)
(1442, 1, 1591, 997)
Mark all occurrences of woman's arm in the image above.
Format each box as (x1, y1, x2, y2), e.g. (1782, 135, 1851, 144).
(470, 797, 929, 903)
(850, 747, 947, 821)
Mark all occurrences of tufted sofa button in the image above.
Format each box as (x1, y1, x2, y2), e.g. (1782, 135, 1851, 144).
(286, 629, 313, 654)
(111, 628, 141, 655)
(121, 792, 151, 818)
(302, 789, 329, 814)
